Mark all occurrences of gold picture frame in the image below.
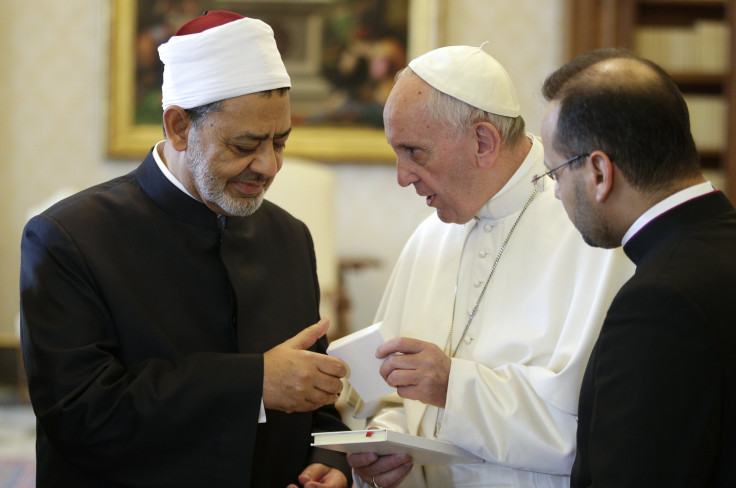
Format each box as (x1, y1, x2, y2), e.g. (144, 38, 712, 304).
(107, 0, 441, 162)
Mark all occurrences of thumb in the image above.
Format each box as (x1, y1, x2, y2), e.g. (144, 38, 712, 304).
(286, 317, 330, 350)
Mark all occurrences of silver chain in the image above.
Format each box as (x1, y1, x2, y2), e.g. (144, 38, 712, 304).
(445, 188, 538, 357)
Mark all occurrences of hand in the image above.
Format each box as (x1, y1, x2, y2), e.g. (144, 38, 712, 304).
(377, 337, 451, 408)
(347, 452, 413, 488)
(288, 463, 347, 488)
(263, 318, 347, 413)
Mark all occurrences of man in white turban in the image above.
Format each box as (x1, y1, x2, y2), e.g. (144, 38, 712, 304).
(341, 44, 634, 488)
(20, 10, 350, 487)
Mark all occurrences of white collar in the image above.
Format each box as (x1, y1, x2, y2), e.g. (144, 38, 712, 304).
(621, 181, 716, 246)
(475, 134, 545, 222)
(152, 140, 198, 201)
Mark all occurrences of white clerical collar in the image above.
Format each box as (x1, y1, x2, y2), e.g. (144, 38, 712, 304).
(475, 133, 544, 221)
(152, 140, 198, 201)
(621, 181, 716, 246)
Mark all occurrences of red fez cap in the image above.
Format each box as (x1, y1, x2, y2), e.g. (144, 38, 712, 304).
(175, 10, 245, 36)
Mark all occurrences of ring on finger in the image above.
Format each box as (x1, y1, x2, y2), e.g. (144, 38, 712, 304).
(372, 476, 382, 488)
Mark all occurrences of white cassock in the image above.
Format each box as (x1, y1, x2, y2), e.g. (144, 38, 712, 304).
(349, 135, 635, 488)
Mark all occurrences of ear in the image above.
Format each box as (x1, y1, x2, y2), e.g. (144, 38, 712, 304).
(474, 122, 501, 169)
(588, 150, 615, 203)
(163, 106, 191, 152)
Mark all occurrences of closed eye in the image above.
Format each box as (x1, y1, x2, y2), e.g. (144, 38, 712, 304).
(401, 145, 427, 164)
(230, 144, 257, 155)
(398, 145, 421, 158)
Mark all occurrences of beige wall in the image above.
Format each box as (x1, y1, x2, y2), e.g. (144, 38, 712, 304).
(0, 2, 13, 334)
(0, 0, 570, 336)
(443, 0, 569, 136)
(1, 1, 108, 335)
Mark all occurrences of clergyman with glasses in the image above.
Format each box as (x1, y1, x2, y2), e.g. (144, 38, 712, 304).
(340, 44, 634, 488)
(541, 48, 736, 487)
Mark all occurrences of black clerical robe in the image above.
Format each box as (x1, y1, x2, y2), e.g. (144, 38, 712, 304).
(19, 151, 350, 487)
(572, 191, 736, 487)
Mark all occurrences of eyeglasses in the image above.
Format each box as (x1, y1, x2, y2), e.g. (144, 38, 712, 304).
(531, 154, 589, 184)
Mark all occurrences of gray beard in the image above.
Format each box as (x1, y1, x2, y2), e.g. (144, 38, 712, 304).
(187, 140, 264, 217)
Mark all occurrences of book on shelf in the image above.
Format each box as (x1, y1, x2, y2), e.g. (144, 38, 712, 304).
(684, 95, 727, 152)
(326, 321, 395, 403)
(694, 20, 730, 73)
(312, 429, 485, 465)
(635, 26, 694, 73)
(634, 21, 730, 74)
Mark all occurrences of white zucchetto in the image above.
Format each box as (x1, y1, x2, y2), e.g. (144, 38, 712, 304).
(408, 43, 521, 118)
(158, 11, 291, 110)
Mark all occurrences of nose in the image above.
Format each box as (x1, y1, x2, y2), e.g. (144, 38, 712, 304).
(396, 158, 418, 188)
(251, 144, 282, 179)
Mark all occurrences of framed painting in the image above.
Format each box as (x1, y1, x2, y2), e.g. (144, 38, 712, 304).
(108, 0, 441, 162)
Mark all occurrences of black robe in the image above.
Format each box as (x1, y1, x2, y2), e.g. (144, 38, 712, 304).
(572, 191, 736, 487)
(20, 152, 350, 487)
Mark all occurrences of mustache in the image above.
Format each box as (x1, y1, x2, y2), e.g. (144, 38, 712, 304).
(231, 172, 268, 183)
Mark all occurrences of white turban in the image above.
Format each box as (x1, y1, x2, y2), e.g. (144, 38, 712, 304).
(408, 42, 520, 118)
(158, 13, 291, 110)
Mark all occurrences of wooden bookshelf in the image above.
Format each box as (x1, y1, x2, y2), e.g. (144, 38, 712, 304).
(569, 0, 736, 203)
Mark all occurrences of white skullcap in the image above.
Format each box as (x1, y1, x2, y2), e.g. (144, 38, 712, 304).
(158, 12, 291, 110)
(408, 42, 520, 117)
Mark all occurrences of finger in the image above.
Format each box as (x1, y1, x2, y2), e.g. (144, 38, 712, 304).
(396, 384, 420, 400)
(376, 337, 424, 358)
(292, 395, 334, 412)
(354, 454, 412, 485)
(372, 460, 413, 488)
(305, 387, 340, 408)
(370, 453, 412, 472)
(298, 463, 330, 485)
(304, 467, 348, 488)
(315, 355, 348, 378)
(312, 373, 344, 396)
(379, 353, 413, 379)
(384, 368, 417, 388)
(379, 358, 395, 382)
(285, 318, 330, 350)
(376, 337, 402, 358)
(346, 451, 379, 469)
(386, 351, 427, 370)
(379, 353, 425, 384)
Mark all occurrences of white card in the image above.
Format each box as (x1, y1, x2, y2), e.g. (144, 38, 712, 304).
(327, 322, 395, 402)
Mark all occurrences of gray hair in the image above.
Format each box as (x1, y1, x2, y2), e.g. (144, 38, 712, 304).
(398, 67, 526, 145)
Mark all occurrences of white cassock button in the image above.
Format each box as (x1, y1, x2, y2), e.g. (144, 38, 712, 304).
(478, 249, 488, 258)
(484, 223, 493, 232)
(474, 280, 482, 288)
(463, 336, 473, 345)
